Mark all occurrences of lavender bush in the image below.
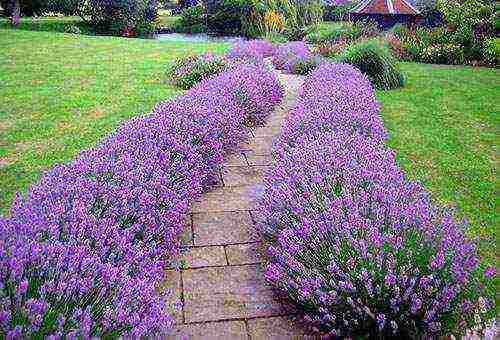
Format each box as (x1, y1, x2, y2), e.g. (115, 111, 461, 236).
(189, 63, 285, 124)
(226, 39, 276, 64)
(168, 53, 229, 90)
(272, 41, 320, 74)
(256, 62, 496, 338)
(0, 63, 284, 337)
(277, 63, 387, 154)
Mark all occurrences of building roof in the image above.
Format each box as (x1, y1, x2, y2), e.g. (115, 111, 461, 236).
(351, 0, 420, 15)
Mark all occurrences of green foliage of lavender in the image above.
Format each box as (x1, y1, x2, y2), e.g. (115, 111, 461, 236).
(256, 62, 496, 338)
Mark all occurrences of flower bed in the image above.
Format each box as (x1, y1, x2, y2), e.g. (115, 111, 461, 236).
(0, 63, 284, 337)
(256, 62, 496, 338)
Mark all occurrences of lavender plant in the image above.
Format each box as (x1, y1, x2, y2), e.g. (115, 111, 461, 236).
(0, 63, 284, 337)
(168, 53, 229, 90)
(189, 63, 285, 125)
(272, 41, 320, 74)
(277, 62, 387, 154)
(226, 39, 276, 64)
(256, 62, 496, 338)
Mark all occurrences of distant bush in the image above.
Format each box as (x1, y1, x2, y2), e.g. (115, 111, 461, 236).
(87, 0, 159, 37)
(176, 2, 208, 33)
(482, 37, 500, 66)
(337, 39, 404, 90)
(385, 1, 497, 66)
(168, 53, 229, 90)
(323, 0, 356, 21)
(305, 19, 379, 44)
(206, 0, 251, 34)
(422, 43, 465, 65)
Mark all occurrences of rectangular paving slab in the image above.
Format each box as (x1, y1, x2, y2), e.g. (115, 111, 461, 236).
(180, 245, 227, 269)
(225, 242, 264, 266)
(165, 320, 248, 339)
(239, 137, 275, 155)
(192, 211, 258, 246)
(222, 166, 268, 187)
(182, 264, 291, 323)
(191, 186, 255, 213)
(247, 316, 318, 339)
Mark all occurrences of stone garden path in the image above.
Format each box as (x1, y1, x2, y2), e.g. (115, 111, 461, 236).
(161, 73, 316, 339)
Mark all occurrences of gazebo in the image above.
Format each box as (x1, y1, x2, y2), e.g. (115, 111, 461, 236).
(350, 0, 420, 28)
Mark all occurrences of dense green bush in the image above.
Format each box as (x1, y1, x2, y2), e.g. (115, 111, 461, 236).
(87, 0, 159, 37)
(482, 37, 500, 66)
(206, 0, 250, 34)
(337, 39, 405, 90)
(167, 53, 229, 89)
(175, 2, 208, 33)
(0, 0, 45, 17)
(323, 1, 355, 21)
(305, 19, 379, 44)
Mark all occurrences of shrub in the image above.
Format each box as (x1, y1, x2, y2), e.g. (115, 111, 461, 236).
(168, 53, 229, 90)
(385, 33, 410, 60)
(176, 2, 208, 33)
(305, 21, 360, 44)
(256, 62, 496, 339)
(323, 0, 356, 21)
(272, 41, 320, 74)
(87, 0, 159, 37)
(205, 0, 251, 34)
(0, 63, 284, 337)
(482, 37, 500, 66)
(242, 0, 324, 39)
(313, 38, 348, 59)
(422, 43, 465, 65)
(226, 39, 276, 63)
(337, 39, 405, 90)
(277, 63, 386, 153)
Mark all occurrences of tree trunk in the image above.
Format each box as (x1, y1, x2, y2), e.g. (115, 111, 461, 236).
(11, 0, 20, 26)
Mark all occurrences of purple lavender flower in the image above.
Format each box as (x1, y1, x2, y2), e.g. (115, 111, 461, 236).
(272, 41, 320, 74)
(227, 39, 276, 63)
(1, 63, 283, 337)
(256, 61, 495, 338)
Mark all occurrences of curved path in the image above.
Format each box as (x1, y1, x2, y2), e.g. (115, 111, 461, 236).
(161, 73, 314, 339)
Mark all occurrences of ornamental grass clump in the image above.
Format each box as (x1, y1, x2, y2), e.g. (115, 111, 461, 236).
(226, 39, 276, 64)
(337, 39, 405, 90)
(1, 64, 284, 337)
(256, 62, 496, 338)
(277, 63, 387, 153)
(168, 53, 229, 90)
(272, 41, 320, 74)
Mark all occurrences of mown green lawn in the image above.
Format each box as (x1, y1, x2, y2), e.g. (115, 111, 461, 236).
(377, 63, 499, 261)
(0, 29, 229, 213)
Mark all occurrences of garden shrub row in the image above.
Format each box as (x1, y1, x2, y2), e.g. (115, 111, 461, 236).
(256, 62, 496, 338)
(0, 63, 284, 337)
